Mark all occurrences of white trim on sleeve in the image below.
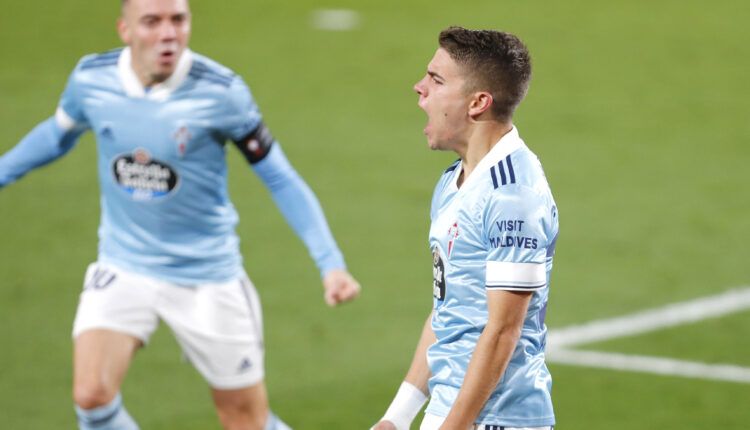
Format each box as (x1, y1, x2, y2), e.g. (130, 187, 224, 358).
(55, 107, 77, 131)
(486, 261, 546, 290)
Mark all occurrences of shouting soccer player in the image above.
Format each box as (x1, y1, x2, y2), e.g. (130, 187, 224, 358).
(0, 0, 361, 429)
(372, 27, 558, 430)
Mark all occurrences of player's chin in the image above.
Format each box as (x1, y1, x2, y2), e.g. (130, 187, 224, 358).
(157, 62, 177, 76)
(149, 68, 174, 84)
(426, 138, 442, 151)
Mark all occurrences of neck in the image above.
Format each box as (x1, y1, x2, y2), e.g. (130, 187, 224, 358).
(456, 121, 513, 187)
(132, 64, 164, 87)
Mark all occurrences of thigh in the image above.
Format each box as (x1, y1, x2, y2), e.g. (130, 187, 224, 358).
(159, 273, 265, 389)
(73, 329, 141, 402)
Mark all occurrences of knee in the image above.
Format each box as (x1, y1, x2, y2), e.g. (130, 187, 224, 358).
(73, 380, 118, 410)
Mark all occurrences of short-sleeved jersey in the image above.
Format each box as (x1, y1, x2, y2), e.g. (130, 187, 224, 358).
(57, 47, 263, 284)
(425, 127, 558, 427)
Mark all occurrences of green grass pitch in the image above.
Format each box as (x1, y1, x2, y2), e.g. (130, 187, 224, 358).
(1, 0, 748, 428)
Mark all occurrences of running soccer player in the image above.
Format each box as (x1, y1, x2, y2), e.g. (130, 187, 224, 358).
(0, 0, 361, 429)
(372, 27, 558, 430)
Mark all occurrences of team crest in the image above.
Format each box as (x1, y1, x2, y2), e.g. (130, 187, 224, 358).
(447, 221, 459, 258)
(173, 126, 192, 157)
(133, 148, 151, 164)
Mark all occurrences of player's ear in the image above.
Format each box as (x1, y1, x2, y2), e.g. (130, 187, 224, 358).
(117, 17, 131, 45)
(468, 91, 493, 118)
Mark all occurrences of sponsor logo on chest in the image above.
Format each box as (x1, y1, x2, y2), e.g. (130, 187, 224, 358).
(112, 148, 179, 201)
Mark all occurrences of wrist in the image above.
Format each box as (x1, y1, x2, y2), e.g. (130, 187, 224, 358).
(380, 381, 428, 430)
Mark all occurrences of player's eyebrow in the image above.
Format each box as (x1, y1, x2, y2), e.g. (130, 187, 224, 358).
(139, 12, 188, 21)
(428, 70, 445, 82)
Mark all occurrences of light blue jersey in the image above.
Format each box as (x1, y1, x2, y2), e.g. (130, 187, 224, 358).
(426, 127, 558, 427)
(1, 47, 345, 284)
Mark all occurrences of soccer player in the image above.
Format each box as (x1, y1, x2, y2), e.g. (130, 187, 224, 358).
(0, 0, 361, 429)
(372, 27, 558, 430)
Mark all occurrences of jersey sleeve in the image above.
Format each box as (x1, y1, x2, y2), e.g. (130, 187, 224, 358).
(482, 186, 556, 291)
(221, 76, 263, 142)
(56, 58, 92, 131)
(252, 144, 346, 277)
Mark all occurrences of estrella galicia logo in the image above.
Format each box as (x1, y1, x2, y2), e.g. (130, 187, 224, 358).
(432, 246, 446, 301)
(112, 148, 179, 201)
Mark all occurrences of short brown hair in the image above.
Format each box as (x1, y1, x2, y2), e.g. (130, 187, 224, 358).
(439, 27, 531, 121)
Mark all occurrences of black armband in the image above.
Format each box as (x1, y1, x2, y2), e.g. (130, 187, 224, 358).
(233, 121, 274, 164)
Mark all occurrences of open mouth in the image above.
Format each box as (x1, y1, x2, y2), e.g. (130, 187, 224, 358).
(159, 50, 176, 64)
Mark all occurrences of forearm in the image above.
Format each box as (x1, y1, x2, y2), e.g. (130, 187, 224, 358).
(252, 144, 345, 275)
(404, 312, 435, 394)
(441, 325, 521, 429)
(376, 312, 434, 430)
(0, 117, 82, 188)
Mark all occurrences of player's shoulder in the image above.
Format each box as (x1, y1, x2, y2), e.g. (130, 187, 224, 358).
(76, 47, 124, 71)
(188, 52, 240, 89)
(479, 146, 554, 215)
(480, 148, 557, 228)
(487, 146, 548, 191)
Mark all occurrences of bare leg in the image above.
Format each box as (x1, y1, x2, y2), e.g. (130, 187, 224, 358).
(211, 382, 271, 430)
(73, 329, 140, 409)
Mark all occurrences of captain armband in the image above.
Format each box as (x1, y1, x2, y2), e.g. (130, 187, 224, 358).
(375, 382, 428, 430)
(233, 121, 275, 164)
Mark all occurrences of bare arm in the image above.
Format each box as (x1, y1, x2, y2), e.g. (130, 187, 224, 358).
(404, 311, 436, 394)
(440, 290, 532, 429)
(372, 311, 435, 430)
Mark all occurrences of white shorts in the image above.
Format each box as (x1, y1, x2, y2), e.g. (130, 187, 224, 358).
(420, 413, 553, 430)
(72, 262, 265, 389)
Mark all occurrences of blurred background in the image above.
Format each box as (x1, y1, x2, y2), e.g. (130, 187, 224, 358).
(1, 0, 748, 428)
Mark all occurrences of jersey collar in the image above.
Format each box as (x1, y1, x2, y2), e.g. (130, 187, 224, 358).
(118, 47, 193, 101)
(453, 126, 525, 191)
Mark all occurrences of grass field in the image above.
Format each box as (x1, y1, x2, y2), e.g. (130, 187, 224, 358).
(1, 0, 749, 428)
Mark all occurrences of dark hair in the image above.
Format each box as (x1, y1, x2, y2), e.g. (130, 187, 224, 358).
(439, 26, 531, 121)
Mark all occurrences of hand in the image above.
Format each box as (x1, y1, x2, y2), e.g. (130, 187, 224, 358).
(371, 420, 397, 430)
(322, 269, 361, 306)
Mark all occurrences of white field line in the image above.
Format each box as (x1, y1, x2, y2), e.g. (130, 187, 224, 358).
(546, 287, 750, 384)
(547, 349, 750, 384)
(548, 287, 750, 349)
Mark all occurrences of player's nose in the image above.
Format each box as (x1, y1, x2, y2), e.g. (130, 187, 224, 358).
(160, 22, 178, 40)
(413, 77, 427, 96)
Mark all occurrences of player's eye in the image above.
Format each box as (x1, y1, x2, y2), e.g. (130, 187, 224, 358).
(141, 17, 159, 27)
